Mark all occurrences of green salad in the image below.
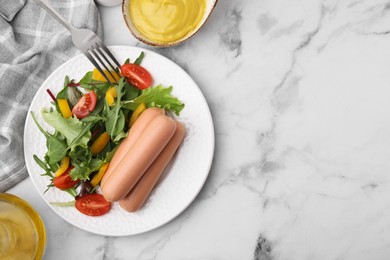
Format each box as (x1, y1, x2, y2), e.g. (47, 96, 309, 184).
(31, 52, 184, 216)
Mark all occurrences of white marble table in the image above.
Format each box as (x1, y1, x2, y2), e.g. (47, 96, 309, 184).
(9, 0, 390, 259)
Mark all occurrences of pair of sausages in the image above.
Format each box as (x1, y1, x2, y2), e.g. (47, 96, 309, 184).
(101, 107, 185, 212)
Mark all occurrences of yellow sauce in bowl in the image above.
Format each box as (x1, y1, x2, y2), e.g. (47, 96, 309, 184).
(129, 0, 206, 44)
(0, 193, 45, 260)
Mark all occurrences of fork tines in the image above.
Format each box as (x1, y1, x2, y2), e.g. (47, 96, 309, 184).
(86, 43, 122, 85)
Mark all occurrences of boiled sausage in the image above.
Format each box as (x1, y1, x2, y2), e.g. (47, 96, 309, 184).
(101, 107, 164, 188)
(102, 114, 176, 202)
(119, 121, 185, 212)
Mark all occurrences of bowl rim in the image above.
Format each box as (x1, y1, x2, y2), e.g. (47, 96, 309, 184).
(121, 0, 218, 47)
(0, 193, 46, 259)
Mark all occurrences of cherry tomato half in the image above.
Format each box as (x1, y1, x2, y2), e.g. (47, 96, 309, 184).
(75, 193, 111, 216)
(120, 63, 153, 90)
(53, 166, 78, 190)
(72, 91, 97, 119)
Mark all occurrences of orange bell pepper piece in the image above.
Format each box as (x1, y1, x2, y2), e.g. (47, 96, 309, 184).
(57, 99, 72, 118)
(92, 68, 120, 83)
(105, 87, 117, 106)
(90, 132, 110, 155)
(91, 163, 109, 187)
(129, 102, 147, 127)
(55, 156, 70, 177)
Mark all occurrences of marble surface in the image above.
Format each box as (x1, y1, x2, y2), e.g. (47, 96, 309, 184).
(8, 0, 390, 259)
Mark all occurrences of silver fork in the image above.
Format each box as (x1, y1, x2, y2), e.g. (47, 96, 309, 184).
(33, 0, 121, 85)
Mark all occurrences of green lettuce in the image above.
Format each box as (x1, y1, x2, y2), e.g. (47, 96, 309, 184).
(31, 112, 67, 165)
(41, 109, 91, 150)
(121, 85, 185, 116)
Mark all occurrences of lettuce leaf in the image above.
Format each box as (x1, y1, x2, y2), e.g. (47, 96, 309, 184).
(121, 85, 185, 116)
(31, 111, 67, 165)
(41, 109, 91, 150)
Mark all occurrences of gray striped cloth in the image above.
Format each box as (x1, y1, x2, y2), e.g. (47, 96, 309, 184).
(0, 0, 103, 192)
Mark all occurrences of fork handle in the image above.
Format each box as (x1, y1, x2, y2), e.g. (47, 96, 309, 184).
(32, 0, 73, 32)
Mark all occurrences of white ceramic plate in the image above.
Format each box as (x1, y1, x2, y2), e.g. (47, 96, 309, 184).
(24, 46, 214, 236)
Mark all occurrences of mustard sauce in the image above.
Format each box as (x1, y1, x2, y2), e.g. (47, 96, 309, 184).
(129, 0, 206, 43)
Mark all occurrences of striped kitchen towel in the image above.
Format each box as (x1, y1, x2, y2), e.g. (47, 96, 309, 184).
(0, 0, 103, 192)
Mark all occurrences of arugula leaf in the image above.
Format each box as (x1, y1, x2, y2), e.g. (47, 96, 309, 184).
(81, 115, 106, 123)
(92, 96, 105, 116)
(33, 154, 57, 193)
(106, 109, 125, 137)
(134, 51, 145, 65)
(105, 78, 126, 138)
(56, 76, 70, 99)
(46, 136, 67, 164)
(69, 122, 94, 149)
(33, 154, 53, 178)
(33, 155, 49, 172)
(41, 109, 91, 150)
(44, 154, 59, 173)
(79, 71, 110, 96)
(121, 85, 185, 115)
(124, 81, 140, 100)
(79, 71, 93, 85)
(31, 111, 50, 139)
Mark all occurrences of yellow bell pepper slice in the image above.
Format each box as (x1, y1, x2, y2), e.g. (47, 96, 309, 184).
(105, 87, 117, 106)
(55, 156, 70, 177)
(57, 99, 72, 118)
(92, 68, 121, 83)
(91, 163, 109, 187)
(90, 132, 110, 155)
(129, 102, 147, 127)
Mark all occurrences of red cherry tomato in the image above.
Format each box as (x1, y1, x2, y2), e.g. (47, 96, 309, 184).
(75, 193, 111, 216)
(53, 166, 78, 190)
(72, 91, 97, 118)
(120, 63, 153, 90)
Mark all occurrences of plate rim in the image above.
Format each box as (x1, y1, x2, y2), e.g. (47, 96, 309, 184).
(23, 45, 215, 236)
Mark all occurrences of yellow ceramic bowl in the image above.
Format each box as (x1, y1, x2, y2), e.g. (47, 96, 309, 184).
(122, 0, 218, 47)
(0, 193, 46, 260)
